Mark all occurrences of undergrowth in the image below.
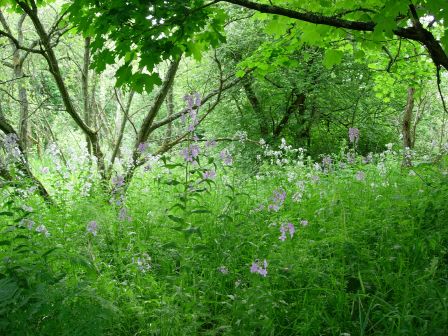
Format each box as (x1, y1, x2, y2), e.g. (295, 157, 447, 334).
(1, 142, 447, 335)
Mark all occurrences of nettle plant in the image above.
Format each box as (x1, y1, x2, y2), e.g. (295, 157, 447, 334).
(155, 93, 229, 239)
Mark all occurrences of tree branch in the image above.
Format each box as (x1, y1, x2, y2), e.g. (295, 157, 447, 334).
(222, 0, 448, 70)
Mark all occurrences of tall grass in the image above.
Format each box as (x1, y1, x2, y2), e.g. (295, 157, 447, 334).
(1, 141, 447, 335)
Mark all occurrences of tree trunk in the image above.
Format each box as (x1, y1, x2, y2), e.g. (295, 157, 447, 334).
(0, 105, 52, 202)
(0, 12, 31, 154)
(18, 2, 106, 178)
(164, 85, 174, 146)
(273, 91, 306, 139)
(125, 58, 180, 184)
(242, 77, 269, 139)
(82, 37, 92, 155)
(402, 87, 415, 166)
(109, 89, 135, 175)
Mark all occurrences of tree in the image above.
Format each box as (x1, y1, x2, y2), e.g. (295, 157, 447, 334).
(63, 0, 448, 93)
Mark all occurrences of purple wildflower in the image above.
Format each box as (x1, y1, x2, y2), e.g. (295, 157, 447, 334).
(137, 142, 148, 153)
(347, 152, 356, 164)
(279, 222, 295, 241)
(22, 205, 33, 212)
(300, 220, 309, 227)
(250, 259, 268, 277)
(202, 169, 216, 180)
(205, 139, 217, 148)
(20, 218, 35, 229)
(268, 204, 280, 212)
(322, 156, 332, 167)
(183, 93, 201, 132)
(180, 144, 200, 163)
(35, 225, 50, 237)
(362, 153, 373, 164)
(87, 221, 98, 236)
(274, 189, 286, 203)
(220, 149, 233, 166)
(258, 267, 268, 277)
(132, 253, 152, 272)
(218, 266, 229, 274)
(355, 171, 365, 181)
(287, 223, 295, 238)
(118, 207, 132, 222)
(188, 118, 199, 132)
(184, 94, 194, 110)
(112, 175, 125, 189)
(268, 188, 286, 212)
(194, 92, 201, 107)
(250, 262, 259, 273)
(348, 128, 360, 143)
(279, 224, 287, 241)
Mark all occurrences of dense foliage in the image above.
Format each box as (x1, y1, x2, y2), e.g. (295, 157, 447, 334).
(0, 0, 448, 335)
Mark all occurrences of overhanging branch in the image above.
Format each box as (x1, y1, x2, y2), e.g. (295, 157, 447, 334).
(221, 0, 448, 70)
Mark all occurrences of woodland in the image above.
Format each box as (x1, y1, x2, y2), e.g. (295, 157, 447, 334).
(0, 0, 447, 335)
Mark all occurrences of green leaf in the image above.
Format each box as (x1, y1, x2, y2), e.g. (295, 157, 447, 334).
(354, 49, 366, 60)
(235, 69, 246, 78)
(442, 29, 448, 55)
(182, 226, 202, 238)
(69, 255, 97, 276)
(301, 27, 321, 44)
(265, 17, 290, 37)
(168, 215, 185, 224)
(0, 211, 14, 217)
(41, 247, 60, 259)
(170, 203, 186, 211)
(186, 41, 203, 61)
(163, 163, 183, 169)
(0, 278, 18, 303)
(164, 179, 181, 186)
(190, 209, 211, 214)
(323, 49, 344, 68)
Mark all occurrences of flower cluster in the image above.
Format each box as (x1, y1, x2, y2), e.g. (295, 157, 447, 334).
(87, 221, 98, 236)
(180, 144, 200, 164)
(137, 142, 149, 154)
(112, 175, 125, 190)
(183, 93, 201, 132)
(202, 169, 216, 180)
(20, 218, 35, 229)
(268, 188, 286, 212)
(348, 127, 360, 144)
(110, 175, 132, 222)
(220, 149, 233, 166)
(355, 171, 365, 181)
(250, 259, 268, 277)
(259, 138, 303, 167)
(234, 130, 248, 143)
(292, 180, 306, 203)
(218, 266, 229, 274)
(3, 134, 21, 160)
(205, 139, 217, 148)
(35, 224, 50, 237)
(133, 253, 152, 272)
(279, 222, 295, 241)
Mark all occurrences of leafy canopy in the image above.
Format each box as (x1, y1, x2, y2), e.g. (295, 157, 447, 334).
(64, 0, 448, 92)
(66, 0, 226, 93)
